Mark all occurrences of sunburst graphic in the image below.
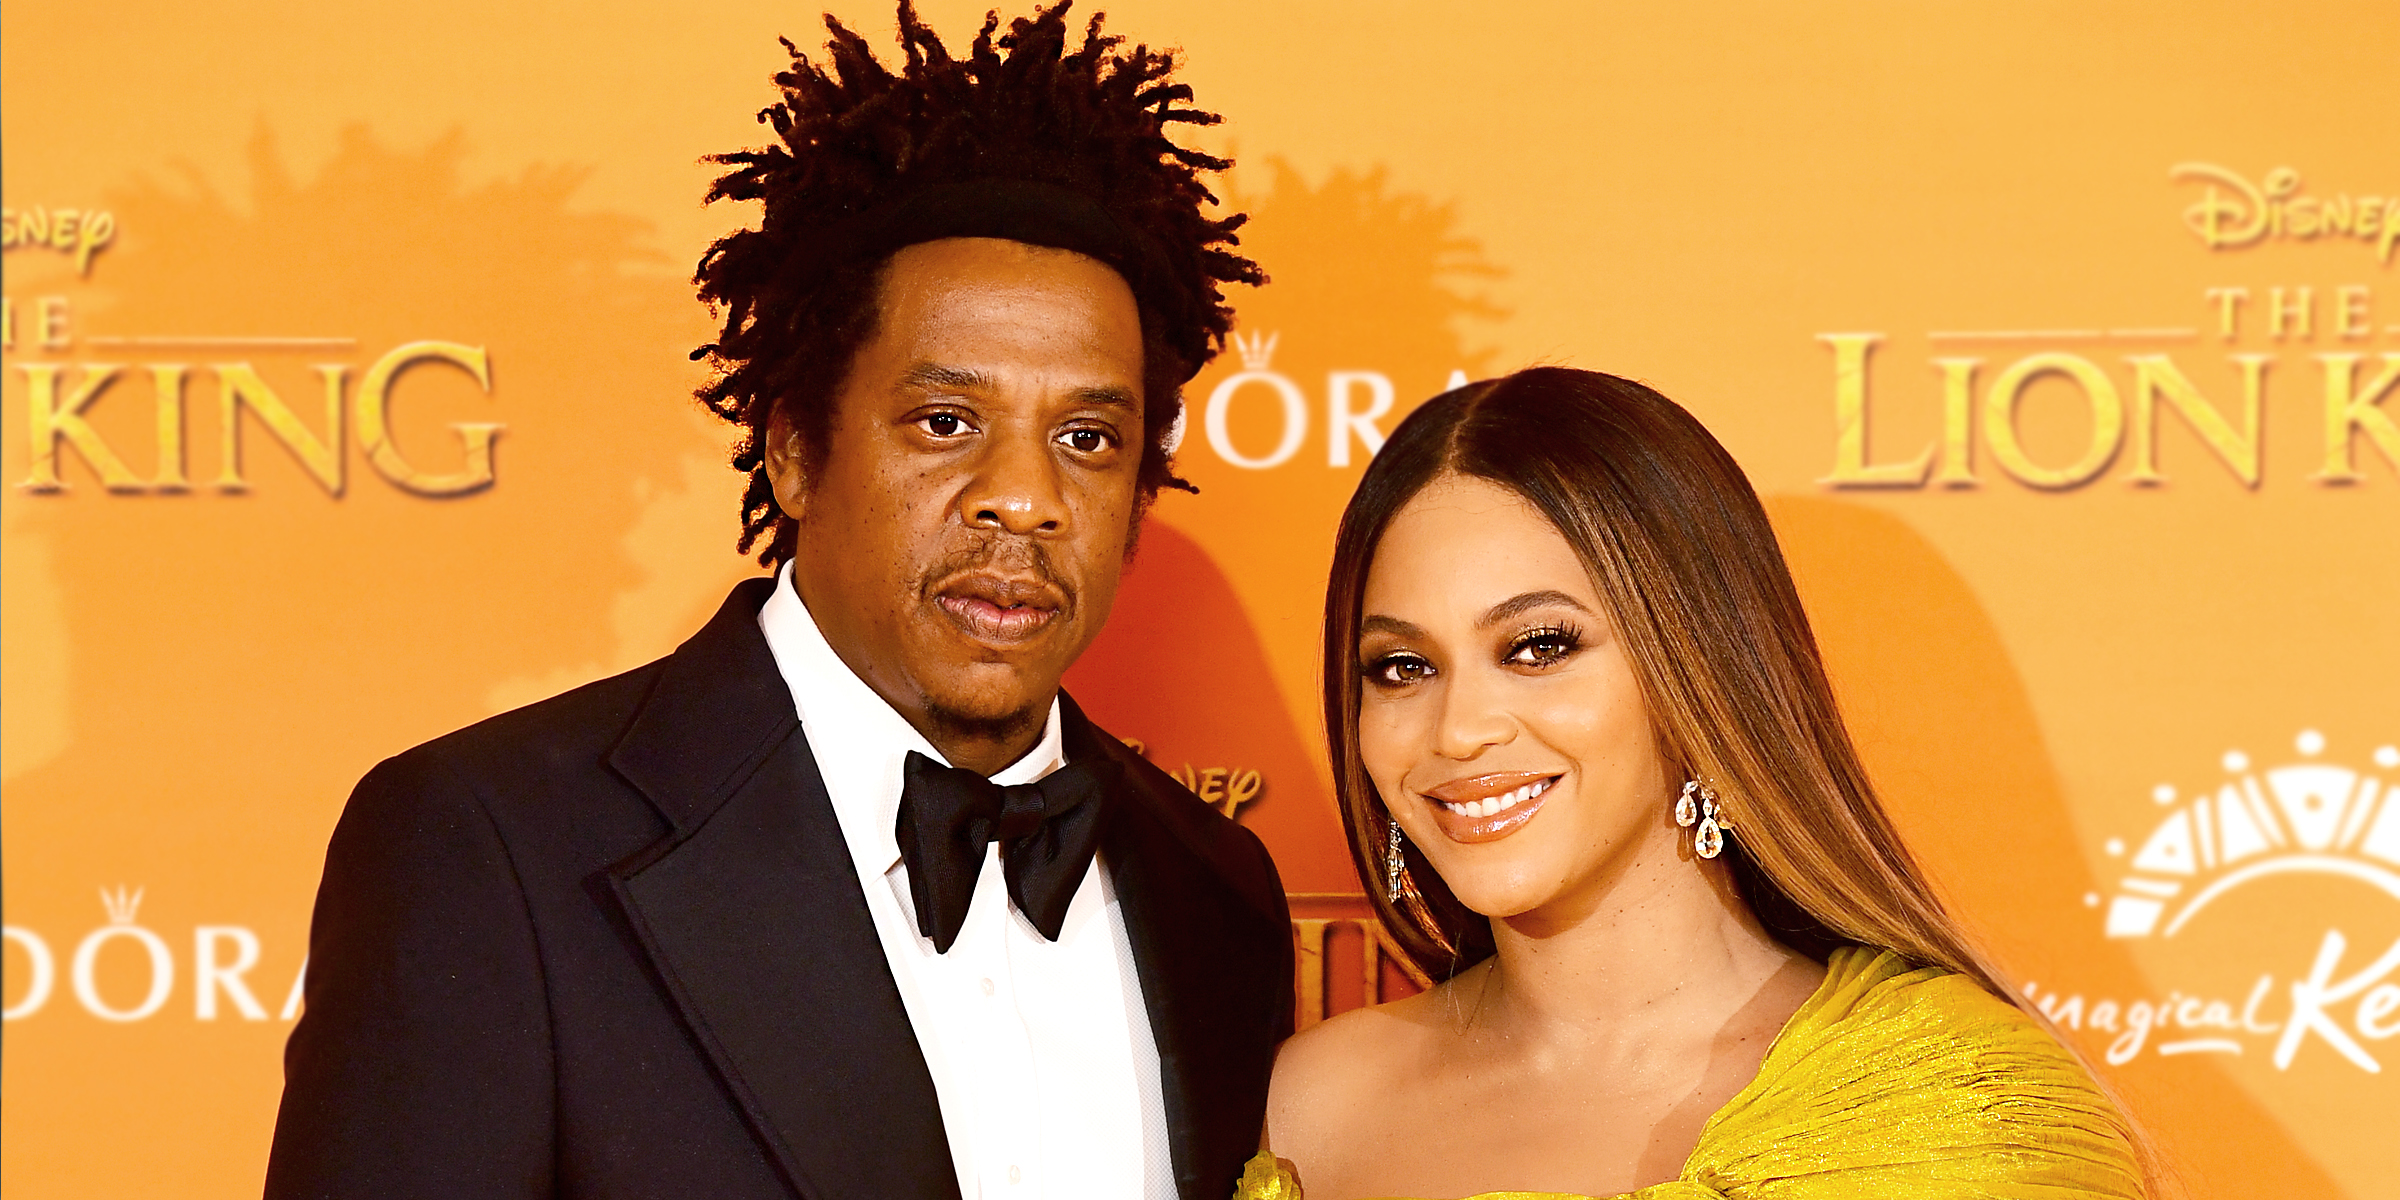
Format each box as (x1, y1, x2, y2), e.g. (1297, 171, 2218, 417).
(2100, 730, 2400, 938)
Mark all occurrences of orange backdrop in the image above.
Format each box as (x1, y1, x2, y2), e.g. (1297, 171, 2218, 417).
(5, 3, 2396, 1197)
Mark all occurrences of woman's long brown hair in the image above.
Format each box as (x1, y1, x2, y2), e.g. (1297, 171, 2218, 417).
(1325, 367, 1982, 980)
(1322, 368, 2153, 1185)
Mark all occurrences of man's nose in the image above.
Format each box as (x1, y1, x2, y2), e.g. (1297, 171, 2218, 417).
(960, 427, 1068, 536)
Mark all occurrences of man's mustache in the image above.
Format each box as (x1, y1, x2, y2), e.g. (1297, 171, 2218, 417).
(919, 533, 1076, 612)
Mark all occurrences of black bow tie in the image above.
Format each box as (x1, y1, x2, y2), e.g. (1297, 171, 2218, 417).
(895, 750, 1116, 953)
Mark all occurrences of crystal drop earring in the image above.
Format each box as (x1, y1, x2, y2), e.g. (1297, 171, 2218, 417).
(1676, 777, 1732, 859)
(1385, 816, 1408, 903)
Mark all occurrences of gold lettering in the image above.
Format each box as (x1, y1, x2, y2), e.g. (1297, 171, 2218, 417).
(1355, 918, 1383, 1010)
(2314, 353, 2400, 483)
(2337, 286, 2373, 339)
(356, 341, 500, 496)
(16, 364, 143, 492)
(215, 364, 347, 495)
(2126, 355, 2265, 487)
(1816, 333, 1932, 488)
(2288, 197, 2321, 238)
(2173, 164, 2269, 248)
(1293, 919, 1330, 1030)
(1167, 764, 1264, 819)
(2171, 167, 2397, 263)
(1934, 358, 1980, 487)
(150, 365, 191, 492)
(1227, 769, 1264, 818)
(0, 207, 116, 274)
(1288, 908, 1436, 1031)
(2207, 286, 2249, 340)
(2321, 195, 2354, 237)
(73, 211, 113, 276)
(2270, 286, 2314, 339)
(38, 296, 70, 349)
(1984, 353, 2124, 490)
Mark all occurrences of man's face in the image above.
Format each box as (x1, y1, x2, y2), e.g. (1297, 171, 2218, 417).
(769, 237, 1147, 767)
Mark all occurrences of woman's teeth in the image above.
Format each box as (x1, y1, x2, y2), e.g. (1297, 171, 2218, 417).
(1440, 777, 1552, 819)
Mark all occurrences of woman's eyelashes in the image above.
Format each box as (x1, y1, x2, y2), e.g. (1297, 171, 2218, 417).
(1361, 623, 1582, 689)
(1503, 623, 1583, 669)
(1361, 650, 1435, 688)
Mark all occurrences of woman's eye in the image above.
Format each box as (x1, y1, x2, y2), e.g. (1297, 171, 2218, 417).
(1505, 628, 1580, 668)
(1363, 654, 1434, 687)
(1060, 427, 1115, 453)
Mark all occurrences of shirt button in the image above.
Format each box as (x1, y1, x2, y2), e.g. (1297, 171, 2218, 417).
(1008, 1165, 1023, 1185)
(979, 977, 995, 997)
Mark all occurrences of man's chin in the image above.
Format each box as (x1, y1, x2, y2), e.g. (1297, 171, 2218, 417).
(913, 651, 1061, 721)
(921, 695, 1051, 754)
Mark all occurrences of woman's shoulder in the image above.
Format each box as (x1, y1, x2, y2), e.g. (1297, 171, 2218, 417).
(1691, 946, 2144, 1196)
(1265, 980, 1461, 1160)
(1271, 983, 1445, 1098)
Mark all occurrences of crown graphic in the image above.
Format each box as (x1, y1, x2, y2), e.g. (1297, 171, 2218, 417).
(2100, 729, 2400, 939)
(99, 885, 145, 925)
(1230, 330, 1279, 372)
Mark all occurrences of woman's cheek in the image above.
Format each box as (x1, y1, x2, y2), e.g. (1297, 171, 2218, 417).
(1356, 700, 1414, 793)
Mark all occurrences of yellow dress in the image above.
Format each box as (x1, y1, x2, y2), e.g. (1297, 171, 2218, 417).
(1237, 946, 2141, 1200)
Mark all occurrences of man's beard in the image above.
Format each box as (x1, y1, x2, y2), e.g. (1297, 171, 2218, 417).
(914, 531, 1075, 766)
(921, 702, 1049, 765)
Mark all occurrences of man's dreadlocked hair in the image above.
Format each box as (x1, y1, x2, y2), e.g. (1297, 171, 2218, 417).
(693, 1, 1262, 565)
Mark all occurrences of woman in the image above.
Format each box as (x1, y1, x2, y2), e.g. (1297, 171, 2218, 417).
(1242, 368, 2144, 1199)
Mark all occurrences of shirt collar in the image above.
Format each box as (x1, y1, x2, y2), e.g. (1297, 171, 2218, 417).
(755, 560, 1065, 878)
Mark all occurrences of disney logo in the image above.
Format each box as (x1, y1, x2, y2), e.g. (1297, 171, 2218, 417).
(2, 206, 115, 276)
(2172, 164, 2399, 265)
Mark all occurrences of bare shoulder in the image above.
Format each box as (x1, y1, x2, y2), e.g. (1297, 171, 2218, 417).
(1265, 984, 1455, 1151)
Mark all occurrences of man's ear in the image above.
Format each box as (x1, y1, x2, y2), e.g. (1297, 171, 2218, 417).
(761, 416, 808, 523)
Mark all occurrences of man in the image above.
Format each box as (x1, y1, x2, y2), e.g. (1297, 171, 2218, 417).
(263, 6, 1292, 1198)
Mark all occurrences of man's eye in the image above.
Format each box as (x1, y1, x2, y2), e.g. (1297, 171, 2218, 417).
(1060, 428, 1115, 453)
(913, 410, 980, 439)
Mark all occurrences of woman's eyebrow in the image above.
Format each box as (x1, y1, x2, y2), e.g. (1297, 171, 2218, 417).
(1359, 614, 1426, 640)
(1477, 589, 1592, 629)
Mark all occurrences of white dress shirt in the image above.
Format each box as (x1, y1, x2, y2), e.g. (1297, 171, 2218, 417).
(756, 562, 1173, 1200)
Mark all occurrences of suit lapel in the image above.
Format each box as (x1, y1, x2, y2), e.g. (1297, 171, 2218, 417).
(607, 580, 959, 1200)
(1067, 698, 1293, 1200)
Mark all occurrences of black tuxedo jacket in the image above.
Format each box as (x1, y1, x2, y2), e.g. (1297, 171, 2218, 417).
(265, 579, 1294, 1200)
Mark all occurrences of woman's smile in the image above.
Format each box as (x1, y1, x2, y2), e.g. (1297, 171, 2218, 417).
(1421, 771, 1559, 843)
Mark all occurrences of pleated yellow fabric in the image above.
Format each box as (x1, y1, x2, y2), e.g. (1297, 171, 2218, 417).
(1238, 946, 2142, 1200)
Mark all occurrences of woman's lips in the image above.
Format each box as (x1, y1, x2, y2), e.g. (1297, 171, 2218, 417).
(1421, 773, 1558, 844)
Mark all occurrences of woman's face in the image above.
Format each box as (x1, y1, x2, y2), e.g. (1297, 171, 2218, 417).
(1357, 473, 1676, 925)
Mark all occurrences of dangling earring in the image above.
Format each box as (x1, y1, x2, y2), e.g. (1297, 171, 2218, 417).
(1675, 778, 1732, 859)
(1385, 817, 1409, 902)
